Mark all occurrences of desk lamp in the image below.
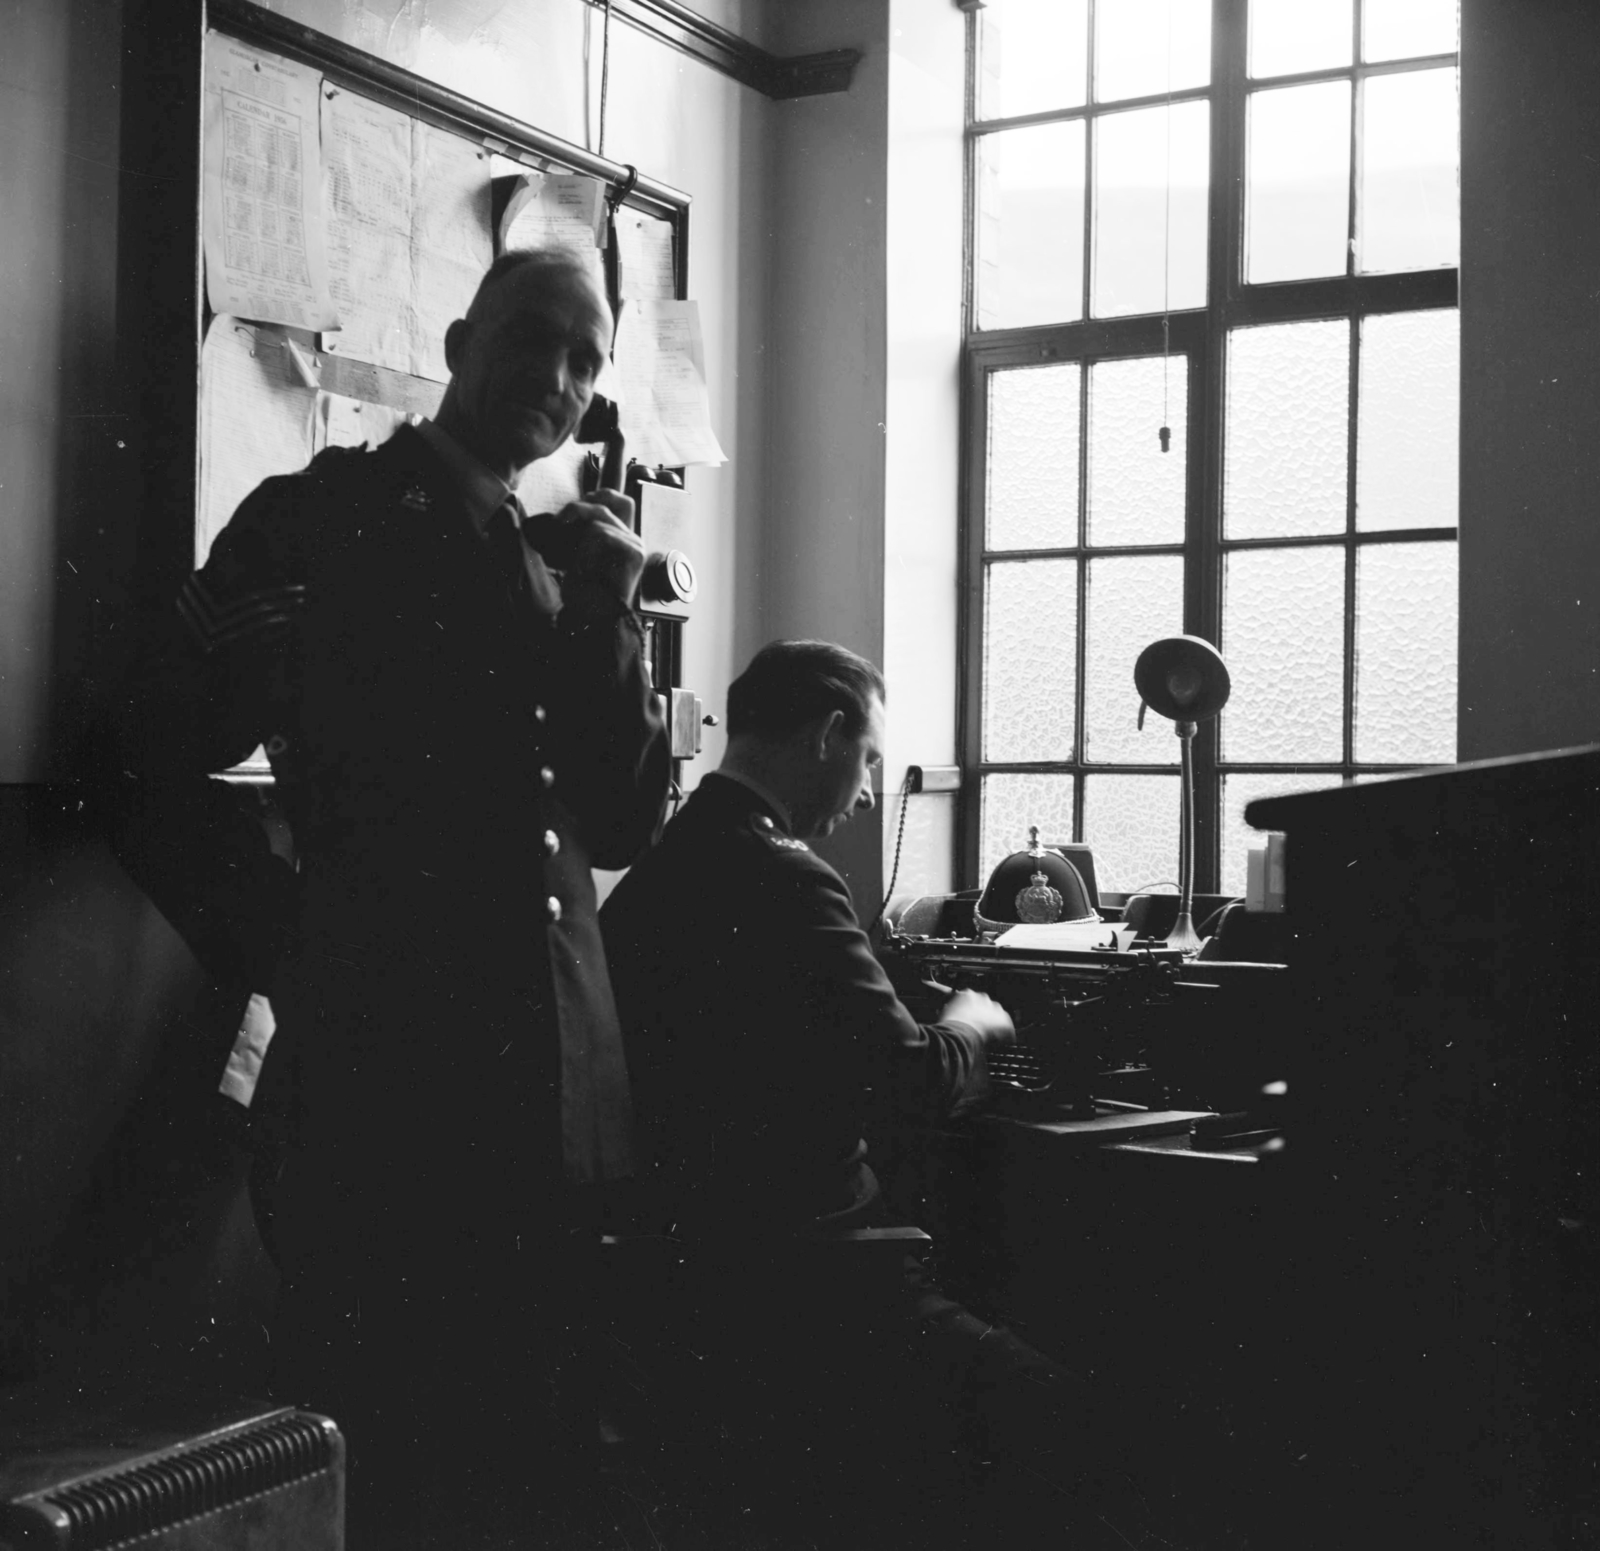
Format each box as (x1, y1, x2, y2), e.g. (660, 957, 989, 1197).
(1134, 635, 1231, 956)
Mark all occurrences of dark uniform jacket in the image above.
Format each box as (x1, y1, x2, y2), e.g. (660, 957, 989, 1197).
(600, 772, 991, 1231)
(121, 425, 669, 1253)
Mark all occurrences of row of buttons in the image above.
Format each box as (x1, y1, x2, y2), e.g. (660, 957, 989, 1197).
(537, 704, 560, 923)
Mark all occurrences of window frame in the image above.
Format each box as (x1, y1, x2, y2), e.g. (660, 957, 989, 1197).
(957, 0, 1460, 895)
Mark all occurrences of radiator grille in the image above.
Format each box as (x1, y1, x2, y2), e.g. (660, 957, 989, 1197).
(35, 1413, 336, 1549)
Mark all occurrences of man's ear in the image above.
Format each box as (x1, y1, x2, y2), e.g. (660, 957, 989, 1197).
(811, 708, 846, 760)
(443, 318, 469, 376)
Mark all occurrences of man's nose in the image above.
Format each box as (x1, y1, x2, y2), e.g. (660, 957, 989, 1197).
(856, 784, 875, 812)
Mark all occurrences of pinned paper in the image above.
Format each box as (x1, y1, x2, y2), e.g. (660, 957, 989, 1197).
(499, 171, 608, 264)
(613, 206, 677, 302)
(317, 392, 410, 453)
(197, 319, 317, 565)
(202, 36, 338, 331)
(612, 298, 726, 468)
(319, 90, 492, 382)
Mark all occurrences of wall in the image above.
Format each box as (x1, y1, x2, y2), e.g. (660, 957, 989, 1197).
(1458, 0, 1600, 760)
(760, 0, 890, 897)
(760, 0, 968, 909)
(882, 0, 966, 902)
(0, 0, 127, 782)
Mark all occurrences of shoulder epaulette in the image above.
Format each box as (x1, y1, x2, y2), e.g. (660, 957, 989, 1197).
(749, 811, 810, 853)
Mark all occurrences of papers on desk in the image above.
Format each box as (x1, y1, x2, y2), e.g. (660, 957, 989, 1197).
(992, 921, 1139, 953)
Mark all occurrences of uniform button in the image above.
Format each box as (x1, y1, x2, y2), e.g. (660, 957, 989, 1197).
(540, 765, 556, 789)
(543, 829, 560, 857)
(546, 896, 563, 923)
(533, 704, 548, 724)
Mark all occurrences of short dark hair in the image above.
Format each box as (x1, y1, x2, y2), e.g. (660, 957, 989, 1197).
(725, 640, 885, 741)
(465, 247, 608, 323)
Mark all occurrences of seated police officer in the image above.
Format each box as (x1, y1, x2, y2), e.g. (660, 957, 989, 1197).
(599, 641, 1097, 1544)
(601, 638, 1013, 1233)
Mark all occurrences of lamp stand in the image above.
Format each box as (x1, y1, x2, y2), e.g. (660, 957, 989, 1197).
(1166, 719, 1204, 957)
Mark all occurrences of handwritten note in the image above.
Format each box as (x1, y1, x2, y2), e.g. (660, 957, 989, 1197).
(612, 298, 726, 468)
(202, 36, 337, 330)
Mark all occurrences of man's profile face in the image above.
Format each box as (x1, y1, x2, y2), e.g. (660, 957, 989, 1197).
(446, 262, 612, 477)
(795, 694, 886, 842)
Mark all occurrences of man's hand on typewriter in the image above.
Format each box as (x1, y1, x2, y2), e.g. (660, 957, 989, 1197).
(941, 989, 1016, 1048)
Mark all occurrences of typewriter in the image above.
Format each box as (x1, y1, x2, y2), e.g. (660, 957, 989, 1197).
(880, 842, 1289, 1128)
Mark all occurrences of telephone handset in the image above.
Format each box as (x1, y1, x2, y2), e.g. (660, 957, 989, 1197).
(519, 396, 626, 571)
(524, 395, 696, 610)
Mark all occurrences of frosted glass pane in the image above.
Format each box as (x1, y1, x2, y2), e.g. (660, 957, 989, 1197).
(981, 773, 1077, 886)
(979, 363, 1081, 550)
(987, 365, 1082, 551)
(1085, 555, 1185, 764)
(1363, 0, 1458, 62)
(1092, 101, 1210, 319)
(1087, 356, 1187, 546)
(1355, 541, 1457, 762)
(1358, 69, 1459, 274)
(1095, 0, 1211, 103)
(979, 0, 1088, 119)
(1082, 773, 1182, 896)
(1221, 772, 1340, 898)
(1357, 309, 1459, 532)
(1250, 0, 1353, 77)
(983, 559, 1078, 762)
(1246, 81, 1352, 283)
(975, 122, 1087, 329)
(1223, 546, 1346, 761)
(1225, 320, 1349, 539)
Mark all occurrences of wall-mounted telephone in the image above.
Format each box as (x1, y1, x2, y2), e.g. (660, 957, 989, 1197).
(563, 394, 708, 765)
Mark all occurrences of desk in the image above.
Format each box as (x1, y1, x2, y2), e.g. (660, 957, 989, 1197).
(1241, 746, 1600, 1544)
(904, 1101, 1281, 1549)
(979, 1106, 1214, 1146)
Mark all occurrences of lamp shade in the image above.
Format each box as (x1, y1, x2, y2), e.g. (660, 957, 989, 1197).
(1134, 635, 1231, 724)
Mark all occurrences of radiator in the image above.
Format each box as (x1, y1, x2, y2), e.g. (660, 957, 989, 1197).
(0, 1398, 343, 1550)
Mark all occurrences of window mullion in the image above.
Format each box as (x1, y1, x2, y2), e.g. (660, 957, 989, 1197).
(956, 345, 988, 889)
(1190, 0, 1247, 896)
(1343, 314, 1361, 774)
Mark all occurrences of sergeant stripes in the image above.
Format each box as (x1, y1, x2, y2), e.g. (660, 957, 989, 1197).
(178, 572, 306, 654)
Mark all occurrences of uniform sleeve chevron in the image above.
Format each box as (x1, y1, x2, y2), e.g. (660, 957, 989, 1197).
(177, 572, 306, 654)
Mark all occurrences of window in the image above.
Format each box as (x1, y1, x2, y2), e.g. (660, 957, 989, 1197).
(963, 0, 1459, 899)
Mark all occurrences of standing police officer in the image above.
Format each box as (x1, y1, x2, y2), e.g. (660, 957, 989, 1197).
(120, 248, 669, 1545)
